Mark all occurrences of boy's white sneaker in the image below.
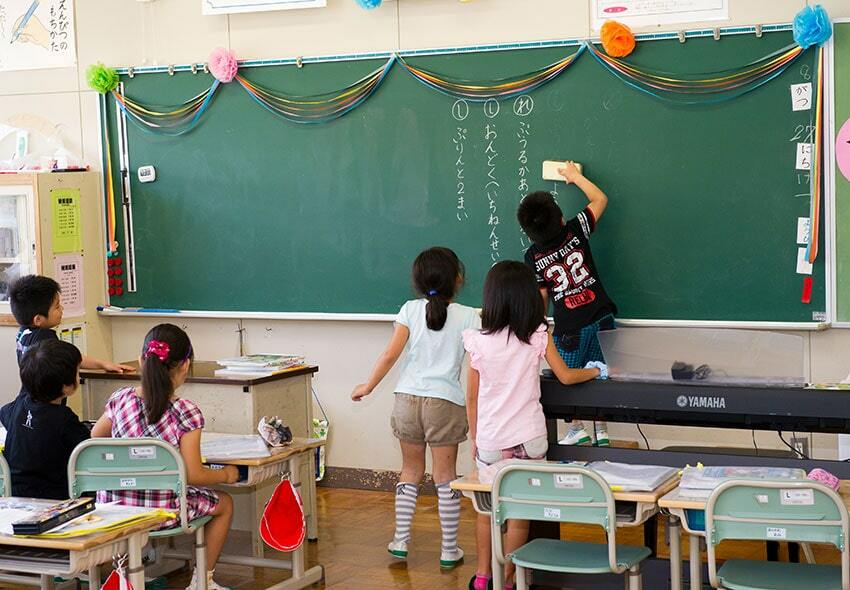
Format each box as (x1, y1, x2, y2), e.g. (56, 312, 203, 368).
(440, 546, 464, 569)
(594, 426, 610, 447)
(186, 568, 231, 590)
(559, 424, 592, 446)
(388, 538, 409, 559)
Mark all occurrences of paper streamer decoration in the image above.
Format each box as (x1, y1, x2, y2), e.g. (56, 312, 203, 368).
(209, 48, 239, 83)
(793, 4, 832, 50)
(601, 21, 636, 58)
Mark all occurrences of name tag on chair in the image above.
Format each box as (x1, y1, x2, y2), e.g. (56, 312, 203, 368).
(554, 474, 583, 489)
(129, 446, 157, 460)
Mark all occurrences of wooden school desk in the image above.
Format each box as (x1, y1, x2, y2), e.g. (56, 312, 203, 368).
(451, 467, 680, 590)
(156, 436, 326, 590)
(659, 480, 850, 590)
(0, 500, 169, 590)
(79, 362, 320, 546)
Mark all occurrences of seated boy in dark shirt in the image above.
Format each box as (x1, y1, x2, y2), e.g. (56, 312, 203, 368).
(10, 275, 132, 371)
(1, 339, 90, 499)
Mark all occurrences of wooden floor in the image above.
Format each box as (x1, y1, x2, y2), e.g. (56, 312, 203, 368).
(6, 487, 844, 589)
(208, 488, 845, 590)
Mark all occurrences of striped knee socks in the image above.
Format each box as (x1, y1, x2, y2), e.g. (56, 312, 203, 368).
(436, 482, 461, 555)
(393, 482, 419, 544)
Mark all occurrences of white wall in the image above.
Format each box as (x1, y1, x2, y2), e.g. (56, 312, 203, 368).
(1, 0, 850, 473)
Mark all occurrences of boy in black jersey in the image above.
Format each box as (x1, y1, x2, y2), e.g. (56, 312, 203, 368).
(1, 339, 89, 499)
(518, 162, 615, 446)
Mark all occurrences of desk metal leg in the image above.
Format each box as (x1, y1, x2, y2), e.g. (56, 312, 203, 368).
(492, 522, 505, 590)
(294, 453, 318, 541)
(258, 451, 323, 590)
(689, 534, 702, 590)
(127, 533, 146, 590)
(668, 515, 682, 590)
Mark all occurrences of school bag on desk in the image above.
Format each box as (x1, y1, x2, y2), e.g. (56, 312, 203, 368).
(260, 477, 306, 552)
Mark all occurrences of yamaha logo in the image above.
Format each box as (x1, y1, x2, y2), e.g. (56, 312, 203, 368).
(676, 395, 727, 409)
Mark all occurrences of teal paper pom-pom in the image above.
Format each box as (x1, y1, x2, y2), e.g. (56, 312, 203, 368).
(355, 0, 381, 8)
(87, 63, 120, 94)
(793, 4, 832, 49)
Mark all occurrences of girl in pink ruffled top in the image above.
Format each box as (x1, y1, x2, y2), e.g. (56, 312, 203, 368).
(463, 261, 602, 590)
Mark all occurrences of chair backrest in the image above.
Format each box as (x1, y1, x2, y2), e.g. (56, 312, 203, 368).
(68, 438, 191, 533)
(0, 454, 10, 497)
(491, 463, 622, 573)
(705, 479, 850, 590)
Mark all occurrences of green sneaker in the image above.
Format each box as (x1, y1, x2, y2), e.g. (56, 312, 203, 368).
(388, 539, 408, 559)
(594, 426, 610, 447)
(440, 546, 464, 568)
(559, 424, 591, 446)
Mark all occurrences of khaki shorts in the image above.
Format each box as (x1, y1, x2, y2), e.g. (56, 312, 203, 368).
(391, 393, 468, 447)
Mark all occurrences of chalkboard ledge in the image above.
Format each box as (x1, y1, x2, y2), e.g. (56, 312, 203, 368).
(98, 309, 829, 330)
(98, 308, 398, 322)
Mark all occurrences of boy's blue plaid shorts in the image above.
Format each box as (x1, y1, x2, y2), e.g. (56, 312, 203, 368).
(554, 314, 616, 369)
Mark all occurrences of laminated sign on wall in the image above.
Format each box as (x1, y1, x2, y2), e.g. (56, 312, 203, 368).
(591, 0, 728, 30)
(202, 0, 325, 15)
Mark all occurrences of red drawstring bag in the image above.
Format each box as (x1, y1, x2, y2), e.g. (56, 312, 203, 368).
(260, 478, 305, 552)
(101, 558, 133, 590)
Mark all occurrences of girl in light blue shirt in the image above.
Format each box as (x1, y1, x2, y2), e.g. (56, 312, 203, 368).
(352, 247, 479, 569)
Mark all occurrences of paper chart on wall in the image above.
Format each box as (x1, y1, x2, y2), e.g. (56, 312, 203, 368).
(202, 0, 325, 16)
(591, 0, 728, 31)
(58, 322, 85, 353)
(0, 0, 76, 72)
(53, 252, 83, 317)
(51, 188, 81, 253)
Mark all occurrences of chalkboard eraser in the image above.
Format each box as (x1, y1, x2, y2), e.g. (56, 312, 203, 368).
(542, 160, 582, 181)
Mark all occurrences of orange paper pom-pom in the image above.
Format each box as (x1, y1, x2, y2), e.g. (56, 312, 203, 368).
(601, 20, 636, 58)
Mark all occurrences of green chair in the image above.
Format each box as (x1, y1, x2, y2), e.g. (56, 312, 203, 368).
(68, 438, 211, 590)
(491, 463, 651, 590)
(705, 479, 850, 590)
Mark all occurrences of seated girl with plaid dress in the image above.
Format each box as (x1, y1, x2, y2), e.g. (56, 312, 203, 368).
(91, 323, 239, 590)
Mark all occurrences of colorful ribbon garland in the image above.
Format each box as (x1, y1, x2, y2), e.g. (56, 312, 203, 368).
(236, 57, 394, 124)
(808, 45, 824, 264)
(396, 45, 584, 101)
(112, 81, 220, 136)
(587, 41, 805, 103)
(100, 93, 117, 253)
(109, 40, 812, 127)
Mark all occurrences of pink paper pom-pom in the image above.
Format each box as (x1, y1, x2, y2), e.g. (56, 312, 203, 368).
(208, 48, 238, 83)
(808, 468, 840, 491)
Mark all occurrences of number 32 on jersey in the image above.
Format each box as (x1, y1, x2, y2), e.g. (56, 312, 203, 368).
(544, 251, 589, 292)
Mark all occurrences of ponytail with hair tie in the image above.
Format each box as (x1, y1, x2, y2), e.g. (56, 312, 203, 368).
(139, 324, 194, 425)
(144, 340, 170, 362)
(412, 247, 463, 332)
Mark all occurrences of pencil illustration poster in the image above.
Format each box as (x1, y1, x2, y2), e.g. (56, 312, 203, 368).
(0, 0, 76, 71)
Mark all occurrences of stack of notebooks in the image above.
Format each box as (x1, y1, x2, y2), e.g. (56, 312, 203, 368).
(215, 354, 305, 378)
(678, 465, 807, 498)
(0, 498, 173, 538)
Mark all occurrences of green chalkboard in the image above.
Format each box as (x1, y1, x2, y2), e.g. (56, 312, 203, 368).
(105, 30, 824, 320)
(834, 23, 850, 322)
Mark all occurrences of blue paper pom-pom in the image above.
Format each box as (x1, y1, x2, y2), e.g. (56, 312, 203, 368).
(355, 0, 381, 8)
(793, 4, 832, 49)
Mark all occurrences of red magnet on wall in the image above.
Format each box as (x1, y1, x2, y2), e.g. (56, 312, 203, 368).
(802, 277, 813, 304)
